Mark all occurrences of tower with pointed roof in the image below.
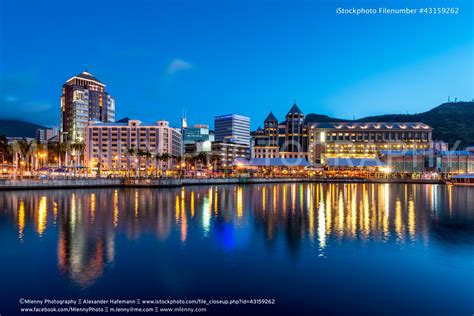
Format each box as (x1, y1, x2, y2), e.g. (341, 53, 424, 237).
(264, 111, 278, 146)
(252, 111, 281, 159)
(60, 70, 115, 143)
(283, 101, 306, 154)
(252, 103, 310, 160)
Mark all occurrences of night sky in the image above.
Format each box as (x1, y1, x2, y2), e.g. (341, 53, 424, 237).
(0, 0, 472, 129)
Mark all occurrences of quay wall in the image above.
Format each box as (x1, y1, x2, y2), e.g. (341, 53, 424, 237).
(0, 177, 445, 190)
(0, 178, 123, 190)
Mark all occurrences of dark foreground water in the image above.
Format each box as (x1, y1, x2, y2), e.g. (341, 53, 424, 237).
(0, 183, 473, 315)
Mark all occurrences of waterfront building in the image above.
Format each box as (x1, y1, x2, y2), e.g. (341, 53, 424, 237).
(280, 103, 308, 159)
(433, 140, 449, 151)
(85, 119, 182, 173)
(211, 141, 250, 169)
(381, 150, 474, 175)
(214, 114, 250, 146)
(253, 112, 280, 159)
(182, 124, 215, 155)
(36, 127, 59, 144)
(450, 173, 474, 185)
(252, 103, 434, 167)
(183, 124, 214, 144)
(61, 71, 115, 143)
(252, 102, 310, 161)
(184, 141, 213, 155)
(308, 122, 433, 163)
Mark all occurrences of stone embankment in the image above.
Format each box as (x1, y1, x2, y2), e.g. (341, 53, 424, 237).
(0, 177, 445, 190)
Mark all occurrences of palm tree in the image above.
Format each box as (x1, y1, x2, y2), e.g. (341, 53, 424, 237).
(172, 154, 182, 163)
(184, 154, 194, 170)
(47, 141, 66, 167)
(127, 147, 137, 177)
(153, 153, 161, 177)
(210, 154, 221, 172)
(71, 142, 86, 166)
(161, 153, 171, 174)
(144, 150, 152, 177)
(171, 154, 183, 177)
(16, 139, 35, 173)
(196, 152, 208, 167)
(137, 149, 147, 177)
(0, 135, 10, 164)
(35, 143, 47, 170)
(70, 142, 86, 176)
(59, 142, 67, 167)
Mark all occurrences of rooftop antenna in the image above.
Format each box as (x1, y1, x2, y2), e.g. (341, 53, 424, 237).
(181, 108, 187, 129)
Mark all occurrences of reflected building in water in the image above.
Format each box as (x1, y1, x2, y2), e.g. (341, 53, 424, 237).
(1, 183, 473, 286)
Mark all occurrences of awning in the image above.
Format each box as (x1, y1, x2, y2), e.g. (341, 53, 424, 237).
(234, 158, 311, 167)
(326, 158, 386, 168)
(452, 173, 474, 179)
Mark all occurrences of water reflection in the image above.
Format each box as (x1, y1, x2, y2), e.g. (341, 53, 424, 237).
(1, 183, 473, 288)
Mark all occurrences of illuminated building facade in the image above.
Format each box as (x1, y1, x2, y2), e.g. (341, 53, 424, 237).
(35, 127, 59, 144)
(183, 124, 214, 144)
(253, 103, 433, 165)
(214, 114, 250, 146)
(280, 103, 308, 158)
(182, 124, 215, 154)
(85, 119, 182, 172)
(214, 114, 251, 168)
(212, 141, 250, 169)
(253, 102, 309, 160)
(308, 122, 433, 163)
(61, 71, 115, 143)
(381, 150, 474, 174)
(253, 112, 280, 159)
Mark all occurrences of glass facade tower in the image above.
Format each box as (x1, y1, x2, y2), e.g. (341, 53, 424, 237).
(214, 114, 250, 146)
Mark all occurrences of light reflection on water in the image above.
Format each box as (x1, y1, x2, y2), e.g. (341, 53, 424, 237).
(0, 183, 473, 315)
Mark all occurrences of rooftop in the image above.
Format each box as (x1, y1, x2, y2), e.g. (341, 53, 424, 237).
(264, 111, 278, 122)
(214, 114, 250, 121)
(88, 119, 176, 128)
(286, 102, 304, 116)
(309, 122, 432, 130)
(67, 70, 105, 86)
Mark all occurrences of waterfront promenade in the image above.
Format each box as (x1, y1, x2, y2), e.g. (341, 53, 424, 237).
(0, 177, 445, 190)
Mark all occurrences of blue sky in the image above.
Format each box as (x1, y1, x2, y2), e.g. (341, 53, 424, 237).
(0, 0, 472, 129)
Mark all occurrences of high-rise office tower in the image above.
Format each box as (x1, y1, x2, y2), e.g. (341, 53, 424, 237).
(60, 70, 115, 143)
(214, 114, 250, 146)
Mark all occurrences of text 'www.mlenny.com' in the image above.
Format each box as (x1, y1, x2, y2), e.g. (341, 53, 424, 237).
(17, 298, 277, 313)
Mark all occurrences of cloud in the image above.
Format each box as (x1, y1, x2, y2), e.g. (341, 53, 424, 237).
(167, 58, 193, 75)
(5, 95, 19, 102)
